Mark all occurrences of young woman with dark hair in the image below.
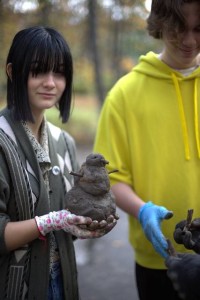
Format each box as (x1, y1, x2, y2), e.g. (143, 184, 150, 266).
(0, 26, 117, 300)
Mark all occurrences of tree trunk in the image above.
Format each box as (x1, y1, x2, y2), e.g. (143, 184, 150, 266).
(87, 0, 105, 106)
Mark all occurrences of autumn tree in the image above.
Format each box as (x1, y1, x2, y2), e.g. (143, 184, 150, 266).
(0, 0, 161, 107)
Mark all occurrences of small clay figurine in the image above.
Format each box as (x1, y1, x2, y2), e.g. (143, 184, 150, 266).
(65, 153, 118, 223)
(173, 209, 200, 254)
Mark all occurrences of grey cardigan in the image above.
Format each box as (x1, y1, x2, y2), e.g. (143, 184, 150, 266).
(0, 108, 80, 300)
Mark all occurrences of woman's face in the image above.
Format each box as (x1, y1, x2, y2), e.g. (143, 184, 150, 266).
(161, 1, 200, 69)
(27, 68, 66, 116)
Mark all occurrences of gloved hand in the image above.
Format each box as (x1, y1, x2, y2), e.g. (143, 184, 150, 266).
(81, 214, 119, 231)
(165, 253, 200, 300)
(35, 209, 117, 239)
(138, 201, 173, 258)
(174, 218, 200, 254)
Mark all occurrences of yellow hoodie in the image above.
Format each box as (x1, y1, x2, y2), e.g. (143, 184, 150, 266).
(93, 51, 200, 269)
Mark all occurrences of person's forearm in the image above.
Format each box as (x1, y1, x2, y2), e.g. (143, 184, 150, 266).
(111, 182, 144, 219)
(4, 219, 40, 251)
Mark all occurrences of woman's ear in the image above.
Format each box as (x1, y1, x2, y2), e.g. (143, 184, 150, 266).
(6, 63, 12, 81)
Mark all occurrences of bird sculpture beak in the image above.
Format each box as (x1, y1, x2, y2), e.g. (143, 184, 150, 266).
(102, 159, 109, 164)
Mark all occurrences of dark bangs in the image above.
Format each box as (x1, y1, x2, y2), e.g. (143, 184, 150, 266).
(30, 36, 69, 77)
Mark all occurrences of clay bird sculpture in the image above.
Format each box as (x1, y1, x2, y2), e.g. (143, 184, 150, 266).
(174, 209, 200, 254)
(65, 153, 118, 222)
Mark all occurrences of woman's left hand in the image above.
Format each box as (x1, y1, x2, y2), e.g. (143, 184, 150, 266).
(72, 214, 119, 238)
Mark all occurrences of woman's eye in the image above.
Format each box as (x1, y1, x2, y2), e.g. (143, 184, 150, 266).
(54, 71, 65, 77)
(31, 69, 44, 76)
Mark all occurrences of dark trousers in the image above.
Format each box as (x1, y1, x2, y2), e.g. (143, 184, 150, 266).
(135, 263, 182, 300)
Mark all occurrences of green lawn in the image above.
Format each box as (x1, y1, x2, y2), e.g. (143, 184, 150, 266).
(45, 95, 99, 145)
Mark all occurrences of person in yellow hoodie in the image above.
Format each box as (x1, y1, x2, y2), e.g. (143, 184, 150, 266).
(93, 0, 200, 299)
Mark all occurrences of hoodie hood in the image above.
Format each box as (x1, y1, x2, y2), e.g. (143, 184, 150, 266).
(134, 51, 200, 80)
(134, 51, 200, 160)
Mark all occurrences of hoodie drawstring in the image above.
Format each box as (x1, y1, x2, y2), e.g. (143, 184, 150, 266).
(172, 73, 200, 160)
(194, 78, 200, 158)
(172, 73, 191, 160)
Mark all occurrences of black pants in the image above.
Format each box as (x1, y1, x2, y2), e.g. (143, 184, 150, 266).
(135, 263, 182, 300)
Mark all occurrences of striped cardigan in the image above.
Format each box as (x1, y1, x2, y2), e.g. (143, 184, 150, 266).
(0, 108, 80, 300)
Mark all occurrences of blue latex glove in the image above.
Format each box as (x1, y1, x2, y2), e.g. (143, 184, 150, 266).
(138, 201, 173, 258)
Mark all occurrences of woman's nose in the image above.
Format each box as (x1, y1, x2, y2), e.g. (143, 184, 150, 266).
(43, 72, 55, 87)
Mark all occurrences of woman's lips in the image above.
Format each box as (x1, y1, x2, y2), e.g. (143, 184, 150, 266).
(38, 93, 56, 98)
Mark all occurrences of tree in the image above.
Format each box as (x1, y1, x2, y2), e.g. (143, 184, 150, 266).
(0, 0, 161, 108)
(37, 0, 53, 25)
(87, 0, 105, 105)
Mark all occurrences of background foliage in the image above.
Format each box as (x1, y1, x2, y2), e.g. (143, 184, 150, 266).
(0, 0, 161, 145)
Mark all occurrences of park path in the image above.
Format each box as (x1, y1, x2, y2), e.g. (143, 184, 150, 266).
(75, 145, 139, 300)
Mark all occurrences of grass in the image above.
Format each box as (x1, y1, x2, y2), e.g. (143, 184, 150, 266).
(45, 94, 100, 146)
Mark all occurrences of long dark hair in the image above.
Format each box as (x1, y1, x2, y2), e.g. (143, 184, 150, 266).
(6, 26, 73, 123)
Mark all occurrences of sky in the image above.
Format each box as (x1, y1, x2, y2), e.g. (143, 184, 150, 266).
(14, 0, 37, 12)
(145, 0, 151, 12)
(15, 0, 152, 13)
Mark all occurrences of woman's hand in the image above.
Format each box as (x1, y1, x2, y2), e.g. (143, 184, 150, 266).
(35, 210, 119, 239)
